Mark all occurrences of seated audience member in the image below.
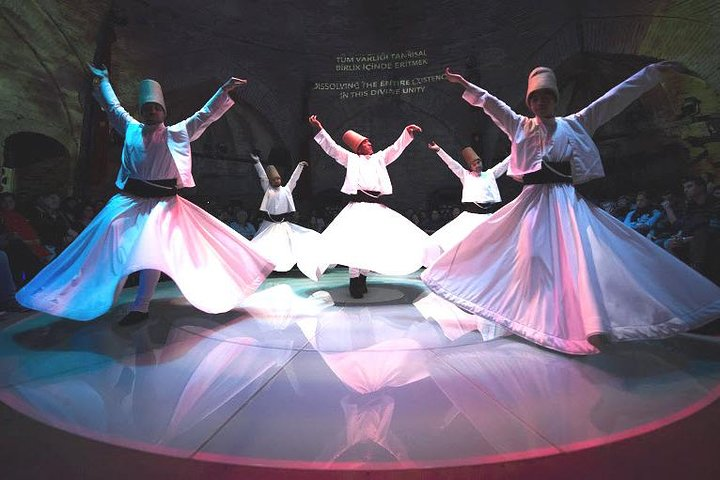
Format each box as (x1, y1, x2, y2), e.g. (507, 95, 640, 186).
(229, 208, 257, 240)
(309, 211, 326, 233)
(624, 191, 662, 235)
(664, 177, 720, 282)
(610, 195, 632, 221)
(648, 192, 682, 247)
(422, 209, 445, 233)
(73, 203, 96, 232)
(29, 193, 78, 255)
(0, 249, 28, 314)
(0, 193, 52, 263)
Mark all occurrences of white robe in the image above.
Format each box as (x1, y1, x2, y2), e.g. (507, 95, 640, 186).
(426, 149, 509, 263)
(251, 162, 320, 279)
(16, 81, 274, 320)
(422, 66, 720, 354)
(312, 129, 429, 276)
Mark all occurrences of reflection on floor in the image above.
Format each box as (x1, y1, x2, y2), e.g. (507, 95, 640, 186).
(1, 269, 719, 471)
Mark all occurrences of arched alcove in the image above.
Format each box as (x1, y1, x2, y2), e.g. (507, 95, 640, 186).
(3, 131, 71, 198)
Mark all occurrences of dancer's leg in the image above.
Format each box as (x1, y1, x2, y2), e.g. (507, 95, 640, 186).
(131, 269, 162, 312)
(119, 269, 161, 325)
(348, 267, 364, 298)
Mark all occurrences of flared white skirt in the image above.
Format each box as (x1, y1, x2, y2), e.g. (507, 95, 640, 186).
(17, 193, 274, 320)
(421, 184, 720, 355)
(425, 211, 492, 264)
(315, 202, 429, 276)
(252, 220, 321, 279)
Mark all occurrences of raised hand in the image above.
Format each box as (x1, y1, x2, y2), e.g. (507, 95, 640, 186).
(308, 114, 323, 131)
(222, 77, 248, 92)
(427, 141, 440, 151)
(250, 153, 261, 163)
(405, 124, 422, 137)
(444, 67, 470, 88)
(87, 63, 109, 80)
(652, 61, 689, 74)
(299, 160, 309, 167)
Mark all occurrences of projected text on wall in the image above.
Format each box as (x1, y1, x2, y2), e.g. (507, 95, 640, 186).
(313, 49, 443, 99)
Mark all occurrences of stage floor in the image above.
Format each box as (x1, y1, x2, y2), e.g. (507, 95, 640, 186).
(1, 269, 719, 471)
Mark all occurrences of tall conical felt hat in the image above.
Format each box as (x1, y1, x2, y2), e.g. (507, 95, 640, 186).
(525, 67, 558, 107)
(138, 79, 166, 112)
(342, 130, 369, 153)
(266, 165, 280, 179)
(461, 147, 481, 165)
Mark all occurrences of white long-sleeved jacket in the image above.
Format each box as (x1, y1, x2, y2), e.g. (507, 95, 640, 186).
(254, 162, 305, 214)
(436, 147, 509, 203)
(313, 128, 414, 195)
(461, 65, 663, 184)
(94, 78, 235, 189)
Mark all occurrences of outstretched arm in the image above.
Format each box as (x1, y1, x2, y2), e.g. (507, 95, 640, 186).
(572, 62, 682, 135)
(310, 115, 352, 167)
(429, 141, 465, 179)
(383, 124, 421, 165)
(185, 76, 247, 141)
(251, 153, 270, 191)
(446, 67, 522, 139)
(88, 63, 137, 135)
(287, 161, 308, 191)
(489, 155, 511, 178)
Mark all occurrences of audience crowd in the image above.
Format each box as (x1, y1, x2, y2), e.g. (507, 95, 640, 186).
(1, 175, 718, 314)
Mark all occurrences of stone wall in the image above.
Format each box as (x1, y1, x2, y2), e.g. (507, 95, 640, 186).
(1, 0, 719, 208)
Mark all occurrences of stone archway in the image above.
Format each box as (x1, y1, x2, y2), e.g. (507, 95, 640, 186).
(3, 131, 71, 200)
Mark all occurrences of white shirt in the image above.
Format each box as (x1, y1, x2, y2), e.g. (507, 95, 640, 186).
(94, 78, 234, 188)
(436, 148, 509, 203)
(461, 65, 663, 184)
(122, 124, 178, 180)
(254, 162, 304, 214)
(314, 128, 414, 195)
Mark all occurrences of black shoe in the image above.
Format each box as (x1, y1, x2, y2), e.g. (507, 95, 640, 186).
(359, 274, 368, 294)
(118, 311, 149, 326)
(349, 277, 364, 299)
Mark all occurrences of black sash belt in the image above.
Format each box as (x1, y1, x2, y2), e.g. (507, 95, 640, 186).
(522, 163, 573, 185)
(463, 202, 502, 214)
(348, 190, 386, 205)
(260, 211, 294, 223)
(123, 178, 178, 198)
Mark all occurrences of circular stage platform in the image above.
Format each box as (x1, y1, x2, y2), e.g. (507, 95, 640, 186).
(1, 270, 719, 476)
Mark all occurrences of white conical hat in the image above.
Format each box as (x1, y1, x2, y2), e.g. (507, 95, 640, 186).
(525, 67, 558, 107)
(138, 79, 166, 112)
(342, 130, 369, 153)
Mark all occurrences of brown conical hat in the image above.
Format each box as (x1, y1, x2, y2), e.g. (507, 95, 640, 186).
(461, 147, 481, 165)
(342, 130, 369, 153)
(525, 67, 558, 108)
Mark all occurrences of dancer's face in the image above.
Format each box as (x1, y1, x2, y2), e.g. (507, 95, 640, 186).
(528, 89, 556, 118)
(141, 102, 166, 125)
(465, 157, 482, 173)
(356, 139, 374, 155)
(269, 174, 282, 188)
